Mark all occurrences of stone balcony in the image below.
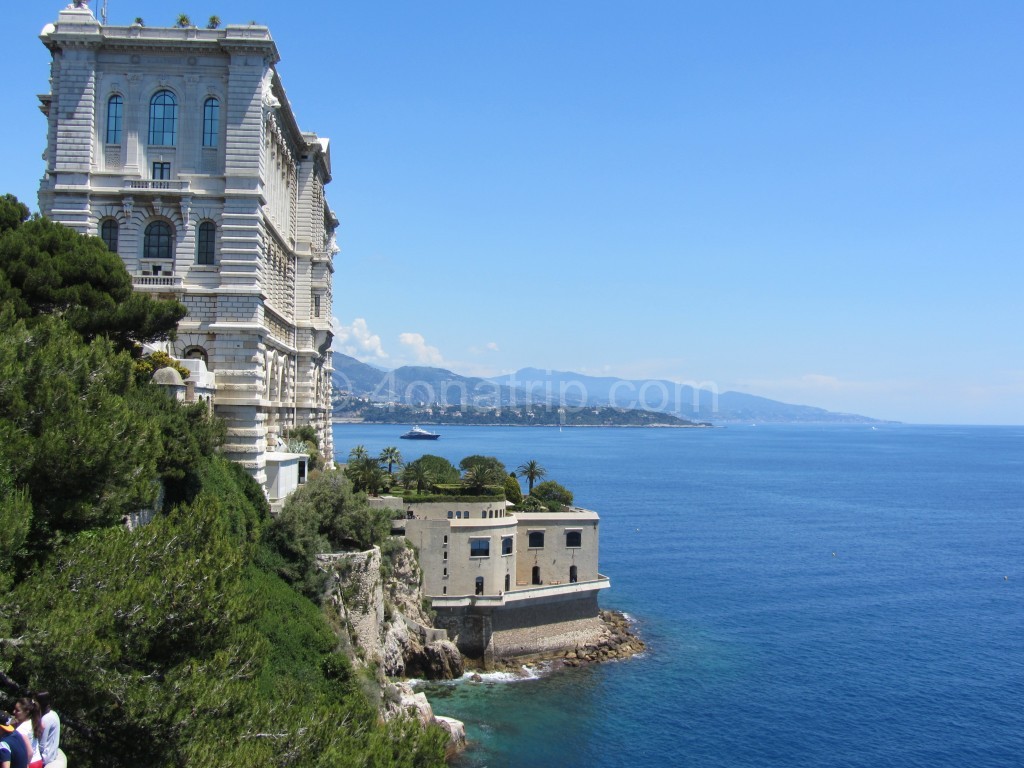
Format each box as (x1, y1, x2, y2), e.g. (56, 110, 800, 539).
(124, 179, 191, 193)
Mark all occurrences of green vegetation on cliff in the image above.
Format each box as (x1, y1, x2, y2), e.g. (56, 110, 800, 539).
(0, 197, 446, 767)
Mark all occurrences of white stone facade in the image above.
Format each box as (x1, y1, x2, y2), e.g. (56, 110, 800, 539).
(38, 5, 336, 486)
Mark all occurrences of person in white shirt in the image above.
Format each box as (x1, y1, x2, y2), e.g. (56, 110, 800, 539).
(32, 695, 58, 768)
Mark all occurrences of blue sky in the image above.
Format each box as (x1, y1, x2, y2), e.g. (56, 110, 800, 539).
(3, 1, 1022, 424)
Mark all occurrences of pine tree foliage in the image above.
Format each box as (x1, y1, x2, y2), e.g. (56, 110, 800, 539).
(0, 316, 163, 544)
(0, 200, 185, 350)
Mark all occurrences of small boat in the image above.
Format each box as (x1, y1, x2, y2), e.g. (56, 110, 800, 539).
(400, 425, 440, 440)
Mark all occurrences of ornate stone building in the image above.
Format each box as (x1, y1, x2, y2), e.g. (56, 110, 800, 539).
(38, 3, 336, 486)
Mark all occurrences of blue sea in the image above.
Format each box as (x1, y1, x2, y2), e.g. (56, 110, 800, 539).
(333, 423, 1024, 768)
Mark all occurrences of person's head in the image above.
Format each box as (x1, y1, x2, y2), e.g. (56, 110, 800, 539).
(34, 692, 50, 716)
(12, 699, 41, 739)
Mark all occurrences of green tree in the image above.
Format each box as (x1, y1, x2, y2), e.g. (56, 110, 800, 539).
(0, 469, 32, 593)
(530, 480, 574, 511)
(460, 465, 492, 494)
(412, 455, 459, 485)
(459, 455, 507, 476)
(265, 470, 392, 596)
(400, 461, 434, 493)
(516, 459, 547, 493)
(0, 201, 185, 351)
(379, 445, 403, 477)
(0, 317, 163, 550)
(348, 444, 369, 462)
(346, 455, 388, 496)
(503, 473, 523, 505)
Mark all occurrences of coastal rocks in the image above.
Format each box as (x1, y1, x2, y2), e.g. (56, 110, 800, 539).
(381, 616, 412, 677)
(405, 639, 464, 680)
(383, 682, 467, 757)
(434, 716, 467, 758)
(563, 610, 645, 666)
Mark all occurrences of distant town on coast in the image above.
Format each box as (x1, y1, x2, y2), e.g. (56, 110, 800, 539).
(331, 353, 890, 426)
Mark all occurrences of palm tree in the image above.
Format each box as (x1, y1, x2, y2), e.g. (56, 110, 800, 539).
(346, 456, 386, 496)
(379, 446, 403, 477)
(348, 444, 369, 463)
(401, 461, 434, 494)
(461, 464, 502, 494)
(516, 459, 547, 493)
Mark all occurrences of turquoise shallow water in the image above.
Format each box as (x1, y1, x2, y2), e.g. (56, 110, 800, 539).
(334, 423, 1024, 768)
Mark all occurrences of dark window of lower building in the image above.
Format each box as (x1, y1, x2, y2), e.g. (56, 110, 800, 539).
(470, 539, 490, 558)
(565, 530, 582, 548)
(528, 531, 544, 548)
(532, 565, 541, 585)
(501, 536, 513, 556)
(475, 577, 484, 595)
(570, 565, 578, 583)
(505, 573, 511, 591)
(152, 161, 171, 180)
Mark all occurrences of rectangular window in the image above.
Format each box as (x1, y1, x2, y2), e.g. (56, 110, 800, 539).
(470, 539, 490, 558)
(203, 98, 220, 147)
(106, 96, 123, 144)
(501, 537, 513, 556)
(196, 222, 216, 266)
(565, 530, 582, 548)
(314, 295, 321, 318)
(528, 531, 545, 549)
(152, 162, 171, 180)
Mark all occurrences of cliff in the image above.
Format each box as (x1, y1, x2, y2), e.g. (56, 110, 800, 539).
(318, 544, 466, 752)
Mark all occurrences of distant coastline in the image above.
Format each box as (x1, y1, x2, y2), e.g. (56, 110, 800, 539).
(334, 418, 716, 428)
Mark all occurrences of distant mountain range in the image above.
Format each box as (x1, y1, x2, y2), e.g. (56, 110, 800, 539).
(331, 354, 887, 424)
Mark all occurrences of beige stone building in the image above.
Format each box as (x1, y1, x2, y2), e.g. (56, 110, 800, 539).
(403, 498, 609, 663)
(37, 3, 336, 487)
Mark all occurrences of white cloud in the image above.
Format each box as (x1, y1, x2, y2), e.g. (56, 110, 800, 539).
(332, 317, 388, 360)
(399, 332, 445, 366)
(469, 341, 501, 355)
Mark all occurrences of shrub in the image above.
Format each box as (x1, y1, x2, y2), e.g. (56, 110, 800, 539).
(530, 480, 574, 511)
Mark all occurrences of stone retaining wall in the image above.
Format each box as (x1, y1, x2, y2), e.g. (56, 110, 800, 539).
(435, 589, 604, 667)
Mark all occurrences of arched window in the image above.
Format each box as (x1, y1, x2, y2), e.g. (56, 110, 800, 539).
(475, 577, 484, 596)
(196, 221, 216, 265)
(528, 531, 544, 549)
(144, 221, 173, 261)
(148, 90, 177, 145)
(565, 530, 582, 548)
(100, 219, 119, 253)
(183, 346, 208, 365)
(202, 97, 220, 147)
(570, 566, 578, 583)
(106, 95, 123, 144)
(532, 566, 541, 585)
(504, 573, 511, 592)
